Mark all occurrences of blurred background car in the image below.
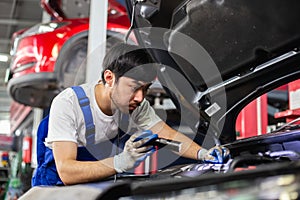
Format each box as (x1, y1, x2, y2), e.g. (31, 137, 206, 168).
(7, 0, 129, 108)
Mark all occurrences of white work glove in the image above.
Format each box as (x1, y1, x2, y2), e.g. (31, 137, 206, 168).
(114, 130, 157, 173)
(198, 145, 230, 164)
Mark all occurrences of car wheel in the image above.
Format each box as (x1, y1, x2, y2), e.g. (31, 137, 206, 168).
(55, 32, 124, 90)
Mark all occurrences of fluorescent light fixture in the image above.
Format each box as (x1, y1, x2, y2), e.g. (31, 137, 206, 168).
(0, 54, 9, 62)
(0, 120, 10, 135)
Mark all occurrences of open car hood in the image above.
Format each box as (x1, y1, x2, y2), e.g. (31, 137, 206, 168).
(125, 0, 300, 144)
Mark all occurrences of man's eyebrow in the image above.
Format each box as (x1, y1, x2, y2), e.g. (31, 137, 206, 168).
(132, 80, 146, 87)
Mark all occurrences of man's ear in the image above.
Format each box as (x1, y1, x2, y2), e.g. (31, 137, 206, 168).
(103, 70, 115, 87)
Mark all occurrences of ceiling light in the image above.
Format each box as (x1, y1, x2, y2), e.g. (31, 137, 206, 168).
(0, 54, 9, 62)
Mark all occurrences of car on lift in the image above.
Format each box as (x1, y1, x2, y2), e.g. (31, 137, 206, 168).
(6, 0, 130, 108)
(18, 0, 300, 199)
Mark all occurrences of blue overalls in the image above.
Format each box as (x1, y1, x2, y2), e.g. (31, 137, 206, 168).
(31, 86, 129, 186)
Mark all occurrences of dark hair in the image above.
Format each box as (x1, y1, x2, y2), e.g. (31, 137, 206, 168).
(101, 43, 157, 84)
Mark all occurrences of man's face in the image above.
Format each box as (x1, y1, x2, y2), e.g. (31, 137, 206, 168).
(110, 76, 152, 113)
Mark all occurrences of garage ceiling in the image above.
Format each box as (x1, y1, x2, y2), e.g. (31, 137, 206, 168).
(0, 0, 43, 132)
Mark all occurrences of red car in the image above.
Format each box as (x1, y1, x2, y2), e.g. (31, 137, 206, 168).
(7, 0, 130, 108)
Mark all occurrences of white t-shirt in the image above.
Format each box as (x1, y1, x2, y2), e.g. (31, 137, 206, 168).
(45, 82, 162, 148)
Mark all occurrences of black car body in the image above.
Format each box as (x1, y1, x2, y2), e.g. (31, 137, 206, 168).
(118, 0, 300, 198)
(19, 0, 300, 199)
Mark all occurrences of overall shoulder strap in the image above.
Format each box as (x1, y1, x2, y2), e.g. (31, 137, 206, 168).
(71, 86, 95, 145)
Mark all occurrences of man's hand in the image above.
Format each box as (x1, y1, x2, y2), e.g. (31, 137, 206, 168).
(113, 130, 157, 173)
(198, 146, 230, 164)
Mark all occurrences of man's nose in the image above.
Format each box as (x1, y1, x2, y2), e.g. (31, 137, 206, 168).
(133, 89, 144, 102)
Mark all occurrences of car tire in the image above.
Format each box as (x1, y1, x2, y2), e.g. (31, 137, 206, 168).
(55, 31, 124, 90)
